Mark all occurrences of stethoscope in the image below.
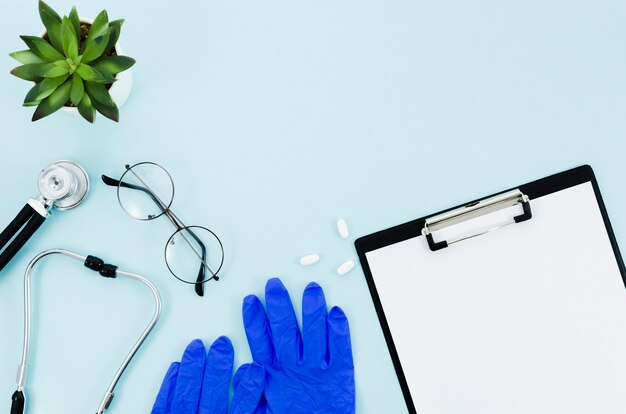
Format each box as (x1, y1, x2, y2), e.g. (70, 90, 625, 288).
(0, 160, 90, 271)
(10, 249, 162, 414)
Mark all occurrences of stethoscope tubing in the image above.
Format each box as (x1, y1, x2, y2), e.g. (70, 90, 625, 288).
(0, 203, 48, 272)
(14, 249, 162, 414)
(98, 268, 162, 412)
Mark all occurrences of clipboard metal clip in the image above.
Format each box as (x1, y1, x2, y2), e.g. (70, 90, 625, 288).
(421, 189, 532, 251)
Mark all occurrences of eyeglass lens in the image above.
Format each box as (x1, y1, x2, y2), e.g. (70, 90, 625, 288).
(165, 225, 224, 285)
(117, 162, 174, 221)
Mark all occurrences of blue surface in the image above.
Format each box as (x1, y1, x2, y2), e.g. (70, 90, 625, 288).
(0, 0, 625, 413)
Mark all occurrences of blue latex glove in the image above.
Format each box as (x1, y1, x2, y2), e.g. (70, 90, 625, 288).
(152, 336, 265, 414)
(239, 278, 355, 414)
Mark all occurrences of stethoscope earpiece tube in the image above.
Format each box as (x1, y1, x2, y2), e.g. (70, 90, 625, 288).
(13, 249, 161, 414)
(10, 390, 24, 414)
(0, 204, 47, 272)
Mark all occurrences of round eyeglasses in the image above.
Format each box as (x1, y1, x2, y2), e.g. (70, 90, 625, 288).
(102, 162, 224, 297)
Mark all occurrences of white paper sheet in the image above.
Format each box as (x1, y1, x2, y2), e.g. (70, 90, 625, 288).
(366, 182, 626, 414)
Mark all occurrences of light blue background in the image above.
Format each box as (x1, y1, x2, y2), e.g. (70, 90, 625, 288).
(1, 0, 625, 413)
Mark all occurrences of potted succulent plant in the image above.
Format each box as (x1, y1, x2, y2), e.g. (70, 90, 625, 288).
(9, 1, 135, 123)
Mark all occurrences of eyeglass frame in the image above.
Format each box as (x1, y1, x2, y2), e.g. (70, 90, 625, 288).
(102, 162, 224, 297)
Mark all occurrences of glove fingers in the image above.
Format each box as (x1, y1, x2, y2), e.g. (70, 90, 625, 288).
(328, 306, 354, 368)
(233, 363, 252, 390)
(230, 362, 265, 414)
(152, 362, 180, 414)
(199, 336, 234, 414)
(243, 294, 276, 364)
(302, 282, 328, 364)
(171, 339, 207, 414)
(265, 278, 302, 366)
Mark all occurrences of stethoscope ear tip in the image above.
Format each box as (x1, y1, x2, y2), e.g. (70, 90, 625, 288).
(11, 389, 25, 414)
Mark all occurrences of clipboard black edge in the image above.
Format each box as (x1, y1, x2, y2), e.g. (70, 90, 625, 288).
(354, 164, 626, 414)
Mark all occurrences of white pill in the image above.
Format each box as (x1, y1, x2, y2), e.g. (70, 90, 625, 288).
(300, 254, 320, 266)
(337, 260, 355, 275)
(337, 219, 350, 239)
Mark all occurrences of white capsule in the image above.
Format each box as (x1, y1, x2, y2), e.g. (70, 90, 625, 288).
(300, 254, 320, 266)
(337, 219, 350, 239)
(337, 260, 355, 275)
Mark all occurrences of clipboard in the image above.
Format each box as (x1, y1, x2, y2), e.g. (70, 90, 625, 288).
(355, 165, 626, 414)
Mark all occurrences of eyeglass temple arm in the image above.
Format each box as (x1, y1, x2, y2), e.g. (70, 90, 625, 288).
(177, 225, 210, 296)
(194, 231, 208, 296)
(101, 175, 169, 213)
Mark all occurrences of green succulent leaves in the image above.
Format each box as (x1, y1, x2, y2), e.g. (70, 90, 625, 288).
(24, 74, 69, 105)
(20, 35, 65, 62)
(77, 93, 95, 123)
(70, 72, 84, 106)
(9, 50, 46, 65)
(61, 17, 78, 60)
(68, 7, 80, 43)
(91, 56, 135, 76)
(10, 1, 135, 123)
(38, 0, 63, 52)
(32, 77, 72, 121)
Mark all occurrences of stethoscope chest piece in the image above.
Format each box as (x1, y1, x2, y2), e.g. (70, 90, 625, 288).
(38, 161, 90, 211)
(0, 160, 90, 272)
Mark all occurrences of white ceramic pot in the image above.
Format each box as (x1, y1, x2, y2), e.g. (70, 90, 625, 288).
(39, 18, 133, 116)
